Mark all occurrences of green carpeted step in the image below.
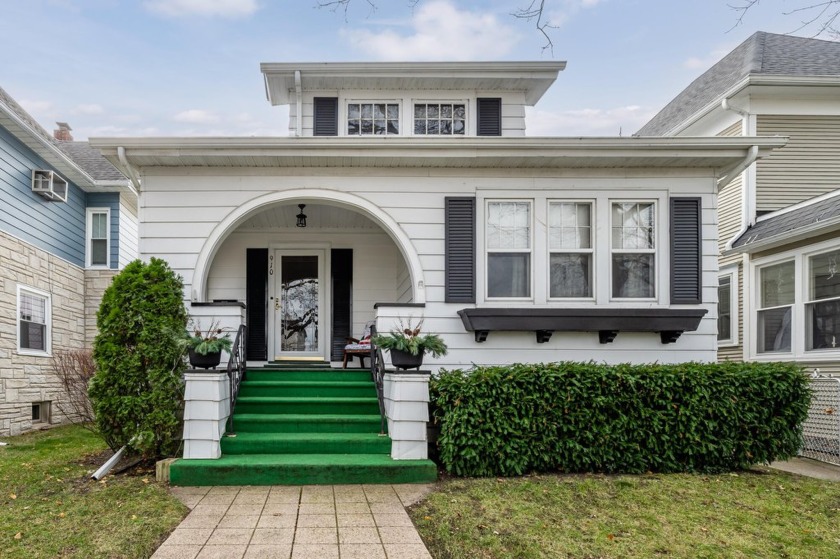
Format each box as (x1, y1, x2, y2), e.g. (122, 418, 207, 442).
(238, 380, 376, 398)
(220, 432, 391, 455)
(234, 396, 380, 415)
(231, 413, 384, 434)
(246, 370, 372, 382)
(170, 454, 437, 486)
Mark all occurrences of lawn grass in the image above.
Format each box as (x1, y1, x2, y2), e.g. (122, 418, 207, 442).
(411, 469, 840, 559)
(0, 425, 187, 559)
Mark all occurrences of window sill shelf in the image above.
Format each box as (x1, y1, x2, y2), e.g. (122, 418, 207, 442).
(457, 307, 708, 344)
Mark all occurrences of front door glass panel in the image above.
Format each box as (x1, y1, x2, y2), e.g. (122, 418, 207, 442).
(280, 255, 319, 352)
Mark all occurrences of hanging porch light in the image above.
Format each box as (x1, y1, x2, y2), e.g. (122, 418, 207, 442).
(296, 204, 307, 228)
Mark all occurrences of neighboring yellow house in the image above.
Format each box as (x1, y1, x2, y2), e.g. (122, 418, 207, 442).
(639, 31, 840, 374)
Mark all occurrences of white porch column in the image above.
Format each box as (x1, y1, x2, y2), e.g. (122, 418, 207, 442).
(182, 371, 230, 459)
(383, 371, 430, 460)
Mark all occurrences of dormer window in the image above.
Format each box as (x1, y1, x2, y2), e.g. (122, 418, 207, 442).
(347, 102, 399, 135)
(414, 103, 466, 135)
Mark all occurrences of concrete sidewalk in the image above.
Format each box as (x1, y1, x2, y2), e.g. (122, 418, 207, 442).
(153, 484, 434, 559)
(765, 456, 840, 481)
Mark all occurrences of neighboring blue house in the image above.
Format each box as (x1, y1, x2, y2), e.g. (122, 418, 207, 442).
(0, 86, 135, 436)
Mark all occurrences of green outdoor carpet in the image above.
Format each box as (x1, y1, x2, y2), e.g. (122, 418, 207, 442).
(170, 368, 437, 486)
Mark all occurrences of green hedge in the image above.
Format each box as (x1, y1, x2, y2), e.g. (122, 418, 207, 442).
(430, 362, 810, 477)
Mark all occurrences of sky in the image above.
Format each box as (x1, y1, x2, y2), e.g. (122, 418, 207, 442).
(0, 0, 832, 139)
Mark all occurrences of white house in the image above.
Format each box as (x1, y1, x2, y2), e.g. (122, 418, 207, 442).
(89, 61, 785, 372)
(638, 32, 840, 374)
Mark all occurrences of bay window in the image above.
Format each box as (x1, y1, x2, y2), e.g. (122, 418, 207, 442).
(757, 260, 794, 353)
(611, 202, 655, 299)
(549, 201, 593, 298)
(807, 249, 840, 351)
(486, 201, 531, 298)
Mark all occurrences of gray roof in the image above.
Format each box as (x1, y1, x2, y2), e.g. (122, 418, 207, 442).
(0, 86, 56, 145)
(56, 141, 126, 182)
(638, 32, 840, 136)
(0, 86, 126, 184)
(732, 191, 840, 250)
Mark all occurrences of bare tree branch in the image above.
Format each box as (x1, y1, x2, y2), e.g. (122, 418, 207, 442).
(512, 0, 555, 55)
(315, 0, 555, 52)
(729, 0, 840, 38)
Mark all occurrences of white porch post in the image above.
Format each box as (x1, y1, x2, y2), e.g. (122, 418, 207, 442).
(383, 371, 430, 460)
(182, 371, 230, 459)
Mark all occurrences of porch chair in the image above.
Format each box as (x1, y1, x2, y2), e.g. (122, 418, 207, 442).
(342, 320, 375, 369)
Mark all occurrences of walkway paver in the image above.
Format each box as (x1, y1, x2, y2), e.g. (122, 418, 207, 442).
(154, 484, 434, 559)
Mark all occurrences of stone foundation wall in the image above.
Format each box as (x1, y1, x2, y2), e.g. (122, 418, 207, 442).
(0, 231, 86, 436)
(84, 270, 117, 345)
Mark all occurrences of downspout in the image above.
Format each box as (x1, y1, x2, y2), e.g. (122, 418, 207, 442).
(295, 70, 303, 137)
(117, 146, 142, 192)
(719, 98, 755, 251)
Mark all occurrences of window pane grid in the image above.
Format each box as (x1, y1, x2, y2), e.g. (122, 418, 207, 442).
(549, 202, 593, 298)
(91, 213, 107, 239)
(20, 293, 46, 324)
(414, 103, 465, 135)
(347, 103, 399, 135)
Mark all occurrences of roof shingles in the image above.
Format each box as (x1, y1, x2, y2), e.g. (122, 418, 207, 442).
(637, 32, 840, 136)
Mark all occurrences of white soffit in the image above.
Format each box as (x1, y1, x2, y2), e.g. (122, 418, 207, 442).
(260, 61, 567, 106)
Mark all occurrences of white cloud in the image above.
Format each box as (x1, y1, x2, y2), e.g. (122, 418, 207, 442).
(19, 99, 54, 114)
(174, 109, 220, 124)
(342, 0, 520, 60)
(73, 103, 104, 115)
(143, 0, 259, 19)
(683, 44, 737, 70)
(526, 105, 656, 136)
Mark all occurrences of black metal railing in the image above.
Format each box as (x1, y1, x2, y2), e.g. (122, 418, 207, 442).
(369, 325, 387, 435)
(226, 324, 247, 433)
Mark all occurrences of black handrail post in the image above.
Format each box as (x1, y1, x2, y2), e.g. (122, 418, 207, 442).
(369, 324, 387, 436)
(226, 323, 247, 435)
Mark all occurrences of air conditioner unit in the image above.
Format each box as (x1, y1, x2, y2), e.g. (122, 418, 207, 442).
(31, 170, 68, 202)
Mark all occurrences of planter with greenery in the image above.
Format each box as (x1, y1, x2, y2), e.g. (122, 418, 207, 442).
(183, 320, 233, 369)
(372, 319, 448, 370)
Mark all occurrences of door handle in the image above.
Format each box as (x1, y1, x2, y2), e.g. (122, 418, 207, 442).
(275, 299, 280, 311)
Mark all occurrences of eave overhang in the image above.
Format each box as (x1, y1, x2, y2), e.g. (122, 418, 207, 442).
(664, 75, 840, 136)
(0, 102, 132, 194)
(260, 61, 567, 106)
(90, 136, 786, 181)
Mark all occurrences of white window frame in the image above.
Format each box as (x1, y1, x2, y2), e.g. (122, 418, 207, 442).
(344, 99, 401, 136)
(717, 265, 739, 347)
(86, 207, 111, 268)
(609, 200, 658, 301)
(17, 285, 51, 356)
(748, 239, 840, 361)
(806, 247, 840, 352)
(411, 100, 468, 136)
(547, 200, 595, 301)
(485, 199, 533, 301)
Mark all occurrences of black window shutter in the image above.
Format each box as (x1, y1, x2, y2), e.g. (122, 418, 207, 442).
(246, 248, 268, 360)
(445, 197, 476, 303)
(313, 97, 338, 136)
(670, 197, 702, 304)
(330, 249, 353, 361)
(477, 98, 502, 136)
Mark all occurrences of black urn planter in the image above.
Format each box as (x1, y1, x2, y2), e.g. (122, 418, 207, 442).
(389, 349, 423, 370)
(188, 349, 222, 369)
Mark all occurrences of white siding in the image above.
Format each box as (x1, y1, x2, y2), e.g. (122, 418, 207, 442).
(756, 115, 840, 212)
(139, 167, 719, 368)
(118, 192, 138, 268)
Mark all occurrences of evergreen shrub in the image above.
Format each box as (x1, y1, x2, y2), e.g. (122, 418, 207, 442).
(430, 361, 810, 477)
(89, 258, 188, 457)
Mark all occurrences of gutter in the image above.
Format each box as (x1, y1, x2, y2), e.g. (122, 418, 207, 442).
(724, 214, 840, 256)
(117, 146, 142, 191)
